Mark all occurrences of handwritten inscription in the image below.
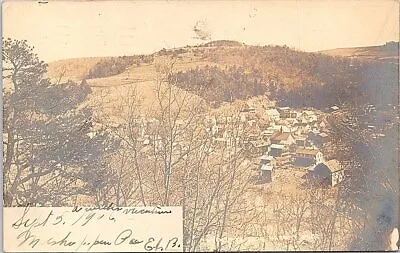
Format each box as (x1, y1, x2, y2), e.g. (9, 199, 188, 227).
(4, 205, 183, 252)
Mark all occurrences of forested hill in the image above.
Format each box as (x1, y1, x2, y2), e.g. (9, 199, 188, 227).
(49, 40, 399, 110)
(169, 41, 398, 109)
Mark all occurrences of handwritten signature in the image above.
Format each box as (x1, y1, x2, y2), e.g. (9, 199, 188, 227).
(17, 228, 181, 252)
(9, 205, 181, 252)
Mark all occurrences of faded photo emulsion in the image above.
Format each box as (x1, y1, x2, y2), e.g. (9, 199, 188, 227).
(2, 0, 399, 252)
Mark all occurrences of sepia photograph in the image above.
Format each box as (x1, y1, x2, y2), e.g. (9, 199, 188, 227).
(2, 0, 399, 251)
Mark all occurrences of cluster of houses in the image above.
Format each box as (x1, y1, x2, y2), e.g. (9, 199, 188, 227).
(109, 100, 345, 188)
(204, 103, 345, 187)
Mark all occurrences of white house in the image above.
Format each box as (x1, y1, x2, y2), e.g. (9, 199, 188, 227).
(312, 159, 344, 187)
(294, 148, 324, 167)
(265, 109, 280, 121)
(270, 132, 295, 146)
(269, 144, 285, 157)
(268, 125, 291, 133)
(260, 156, 274, 182)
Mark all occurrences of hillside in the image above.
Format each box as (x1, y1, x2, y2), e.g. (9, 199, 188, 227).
(319, 41, 399, 63)
(47, 57, 112, 83)
(47, 40, 399, 119)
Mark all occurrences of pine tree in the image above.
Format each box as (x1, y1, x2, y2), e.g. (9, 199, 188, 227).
(3, 38, 119, 206)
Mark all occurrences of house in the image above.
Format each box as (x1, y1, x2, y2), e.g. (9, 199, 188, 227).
(268, 124, 291, 133)
(239, 113, 247, 122)
(260, 154, 274, 165)
(297, 117, 309, 126)
(261, 129, 275, 138)
(246, 139, 270, 156)
(295, 136, 306, 146)
(364, 104, 376, 114)
(278, 107, 289, 117)
(207, 115, 217, 126)
(293, 127, 304, 136)
(308, 114, 318, 123)
(269, 144, 285, 157)
(312, 159, 344, 187)
(144, 134, 163, 153)
(328, 106, 340, 112)
(260, 156, 274, 183)
(285, 118, 299, 126)
(318, 132, 329, 142)
(302, 110, 313, 116)
(205, 116, 219, 136)
(214, 137, 228, 148)
(288, 125, 298, 133)
(294, 148, 324, 167)
(278, 107, 297, 118)
(241, 106, 256, 113)
(265, 109, 280, 121)
(308, 131, 329, 147)
(299, 111, 318, 124)
(245, 134, 259, 142)
(211, 124, 219, 136)
(319, 118, 328, 129)
(260, 155, 274, 182)
(300, 125, 311, 134)
(216, 116, 229, 125)
(143, 136, 150, 145)
(257, 116, 270, 129)
(264, 100, 276, 109)
(270, 132, 295, 147)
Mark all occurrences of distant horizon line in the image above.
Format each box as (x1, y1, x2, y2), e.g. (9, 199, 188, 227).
(43, 39, 399, 64)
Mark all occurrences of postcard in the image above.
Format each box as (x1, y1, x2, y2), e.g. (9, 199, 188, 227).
(2, 0, 399, 251)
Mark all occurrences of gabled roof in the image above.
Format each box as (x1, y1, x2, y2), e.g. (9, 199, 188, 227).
(270, 144, 285, 149)
(260, 164, 273, 171)
(296, 148, 320, 156)
(261, 155, 274, 161)
(286, 118, 299, 124)
(302, 110, 315, 116)
(261, 130, 275, 136)
(270, 125, 290, 132)
(325, 159, 342, 172)
(265, 109, 280, 115)
(319, 132, 329, 138)
(271, 132, 292, 141)
(315, 159, 342, 173)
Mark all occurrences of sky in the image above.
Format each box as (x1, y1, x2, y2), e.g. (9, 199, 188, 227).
(3, 0, 399, 62)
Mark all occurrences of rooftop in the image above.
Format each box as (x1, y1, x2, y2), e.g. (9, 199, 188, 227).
(270, 144, 285, 149)
(302, 110, 315, 115)
(296, 148, 320, 156)
(315, 159, 342, 173)
(260, 164, 273, 171)
(265, 109, 280, 115)
(271, 132, 292, 141)
(261, 155, 274, 160)
(319, 132, 329, 138)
